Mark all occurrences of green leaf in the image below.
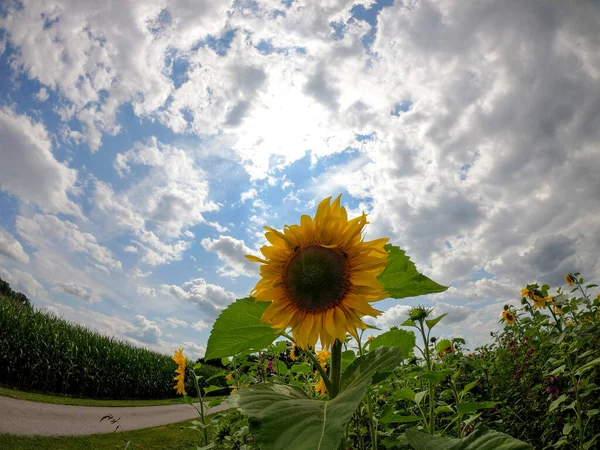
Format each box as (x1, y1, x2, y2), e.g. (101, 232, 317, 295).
(575, 357, 600, 377)
(401, 318, 416, 327)
(203, 385, 225, 394)
(206, 370, 227, 382)
(436, 339, 453, 353)
(456, 402, 498, 415)
(369, 329, 416, 359)
(550, 365, 566, 376)
(426, 314, 447, 330)
(380, 412, 422, 424)
(405, 426, 533, 450)
(392, 388, 416, 402)
(421, 369, 454, 384)
(549, 394, 569, 412)
(340, 347, 403, 390)
(341, 350, 356, 371)
(462, 413, 482, 427)
(272, 340, 287, 354)
(290, 363, 312, 374)
(205, 298, 279, 360)
(460, 380, 479, 397)
(234, 347, 403, 450)
(208, 398, 223, 407)
(563, 421, 575, 436)
(377, 245, 448, 299)
(415, 391, 428, 406)
(273, 360, 289, 375)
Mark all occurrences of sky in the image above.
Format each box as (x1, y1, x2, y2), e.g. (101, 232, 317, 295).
(1, 0, 599, 359)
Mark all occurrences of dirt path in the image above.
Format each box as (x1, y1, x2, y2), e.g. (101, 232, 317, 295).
(0, 396, 233, 436)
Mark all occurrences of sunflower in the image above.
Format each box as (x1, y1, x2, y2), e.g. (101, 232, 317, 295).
(532, 295, 547, 309)
(553, 305, 563, 315)
(565, 274, 575, 287)
(502, 310, 516, 325)
(438, 342, 454, 360)
(521, 288, 535, 299)
(172, 348, 187, 396)
(317, 348, 330, 364)
(314, 376, 327, 398)
(566, 321, 575, 327)
(225, 373, 234, 381)
(289, 346, 297, 361)
(245, 195, 390, 349)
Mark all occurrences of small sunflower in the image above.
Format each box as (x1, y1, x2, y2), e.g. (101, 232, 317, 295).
(367, 335, 374, 345)
(314, 377, 327, 398)
(289, 346, 297, 361)
(172, 348, 187, 396)
(467, 353, 474, 358)
(437, 342, 454, 360)
(317, 348, 330, 369)
(532, 295, 547, 309)
(566, 321, 575, 327)
(565, 274, 575, 287)
(502, 310, 516, 325)
(520, 288, 535, 299)
(225, 373, 234, 381)
(246, 195, 390, 349)
(553, 305, 563, 315)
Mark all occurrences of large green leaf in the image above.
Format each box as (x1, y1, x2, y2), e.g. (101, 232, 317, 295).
(377, 245, 448, 299)
(234, 347, 403, 450)
(205, 298, 279, 360)
(405, 426, 533, 450)
(369, 329, 416, 359)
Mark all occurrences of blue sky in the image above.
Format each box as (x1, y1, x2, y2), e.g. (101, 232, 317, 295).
(1, 0, 599, 358)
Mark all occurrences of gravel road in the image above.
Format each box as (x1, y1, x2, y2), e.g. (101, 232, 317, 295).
(0, 396, 233, 436)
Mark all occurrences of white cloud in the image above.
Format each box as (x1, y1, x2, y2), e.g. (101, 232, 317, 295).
(113, 138, 219, 238)
(191, 320, 209, 332)
(0, 267, 48, 300)
(166, 277, 236, 318)
(0, 226, 29, 264)
(126, 315, 163, 345)
(0, 0, 230, 151)
(53, 281, 101, 303)
(165, 317, 189, 328)
(136, 285, 157, 297)
(240, 188, 257, 203)
(16, 214, 122, 272)
(200, 235, 260, 278)
(182, 341, 205, 360)
(124, 245, 138, 253)
(0, 107, 81, 216)
(34, 87, 49, 102)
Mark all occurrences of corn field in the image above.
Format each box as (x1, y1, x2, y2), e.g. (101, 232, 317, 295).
(0, 296, 223, 399)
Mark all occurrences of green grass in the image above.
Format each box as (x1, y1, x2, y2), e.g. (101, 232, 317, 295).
(0, 420, 207, 449)
(0, 386, 187, 407)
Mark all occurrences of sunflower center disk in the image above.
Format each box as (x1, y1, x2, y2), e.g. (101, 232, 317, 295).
(285, 245, 348, 312)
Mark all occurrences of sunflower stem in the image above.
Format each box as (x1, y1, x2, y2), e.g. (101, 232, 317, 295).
(329, 339, 343, 400)
(280, 331, 335, 394)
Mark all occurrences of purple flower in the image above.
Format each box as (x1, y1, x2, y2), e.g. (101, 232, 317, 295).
(267, 360, 275, 373)
(528, 347, 535, 355)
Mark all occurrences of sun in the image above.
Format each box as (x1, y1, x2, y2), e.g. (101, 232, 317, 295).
(245, 195, 389, 349)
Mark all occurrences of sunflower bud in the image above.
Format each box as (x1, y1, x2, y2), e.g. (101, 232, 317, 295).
(408, 306, 432, 322)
